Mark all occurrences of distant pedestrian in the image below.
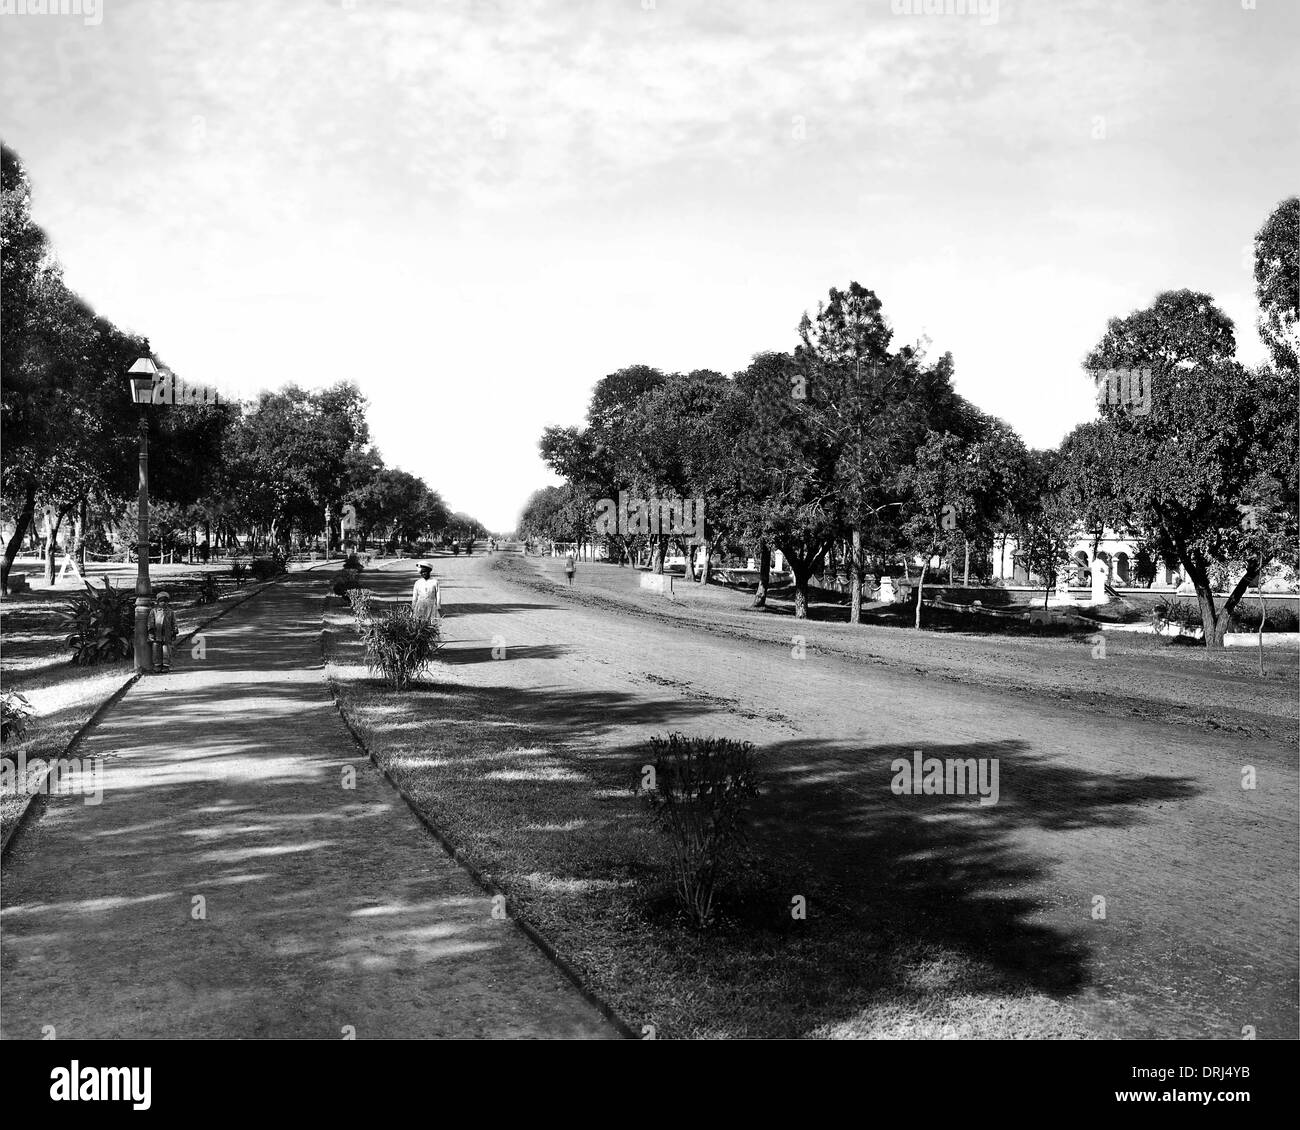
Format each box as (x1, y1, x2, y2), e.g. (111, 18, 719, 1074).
(411, 562, 442, 625)
(564, 550, 576, 586)
(199, 538, 210, 564)
(149, 592, 177, 673)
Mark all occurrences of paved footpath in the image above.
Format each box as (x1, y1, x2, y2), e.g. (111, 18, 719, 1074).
(0, 572, 616, 1039)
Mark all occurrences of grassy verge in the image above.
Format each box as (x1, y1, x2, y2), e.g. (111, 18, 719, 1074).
(324, 598, 1092, 1040)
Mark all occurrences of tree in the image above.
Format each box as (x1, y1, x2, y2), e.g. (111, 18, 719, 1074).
(220, 383, 368, 548)
(624, 370, 732, 577)
(518, 483, 589, 547)
(539, 365, 667, 568)
(1253, 197, 1299, 372)
(793, 282, 969, 621)
(1011, 450, 1076, 608)
(731, 351, 841, 619)
(1084, 289, 1236, 374)
(2, 145, 230, 588)
(1236, 472, 1297, 675)
(1075, 290, 1298, 646)
(897, 431, 980, 628)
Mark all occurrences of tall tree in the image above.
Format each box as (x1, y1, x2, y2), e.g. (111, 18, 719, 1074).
(1075, 290, 1297, 646)
(1253, 196, 1299, 372)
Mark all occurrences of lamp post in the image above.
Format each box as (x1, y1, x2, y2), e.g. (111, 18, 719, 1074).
(127, 358, 158, 673)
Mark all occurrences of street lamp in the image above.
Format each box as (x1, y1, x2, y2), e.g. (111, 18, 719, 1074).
(127, 357, 158, 673)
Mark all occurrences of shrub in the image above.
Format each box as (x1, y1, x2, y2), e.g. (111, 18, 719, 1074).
(1152, 596, 1201, 632)
(363, 606, 442, 689)
(346, 587, 376, 627)
(343, 553, 364, 571)
(194, 573, 220, 606)
(1, 690, 34, 743)
(230, 560, 249, 586)
(250, 554, 288, 582)
(332, 568, 362, 597)
(1229, 603, 1300, 634)
(59, 578, 135, 665)
(639, 733, 760, 928)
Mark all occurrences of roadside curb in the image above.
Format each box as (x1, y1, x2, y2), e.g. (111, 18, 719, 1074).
(1, 563, 332, 863)
(318, 596, 637, 1041)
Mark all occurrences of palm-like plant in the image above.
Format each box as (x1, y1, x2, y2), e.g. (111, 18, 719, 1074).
(58, 578, 134, 665)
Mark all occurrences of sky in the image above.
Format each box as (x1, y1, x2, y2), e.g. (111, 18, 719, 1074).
(1, 0, 1296, 531)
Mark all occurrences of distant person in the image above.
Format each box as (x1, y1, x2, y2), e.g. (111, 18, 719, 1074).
(564, 550, 576, 586)
(411, 562, 442, 624)
(149, 591, 177, 674)
(199, 538, 210, 564)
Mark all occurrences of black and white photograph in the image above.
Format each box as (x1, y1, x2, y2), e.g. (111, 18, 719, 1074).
(0, 0, 1296, 1102)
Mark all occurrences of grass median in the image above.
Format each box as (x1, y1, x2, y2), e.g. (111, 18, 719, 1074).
(323, 590, 1092, 1040)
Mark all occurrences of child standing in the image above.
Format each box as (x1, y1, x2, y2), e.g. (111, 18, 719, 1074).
(149, 591, 177, 673)
(411, 563, 442, 625)
(564, 550, 576, 586)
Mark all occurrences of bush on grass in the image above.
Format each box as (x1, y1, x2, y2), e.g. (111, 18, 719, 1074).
(639, 733, 760, 929)
(250, 551, 288, 583)
(58, 578, 135, 666)
(1152, 596, 1201, 632)
(332, 568, 362, 598)
(194, 574, 220, 606)
(363, 606, 442, 690)
(2, 690, 34, 743)
(230, 560, 249, 587)
(343, 553, 364, 572)
(1229, 603, 1299, 634)
(346, 587, 376, 629)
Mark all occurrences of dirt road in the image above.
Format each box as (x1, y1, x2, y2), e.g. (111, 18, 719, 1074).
(415, 550, 1297, 1038)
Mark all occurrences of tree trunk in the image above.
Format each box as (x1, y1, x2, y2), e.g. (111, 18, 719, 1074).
(1189, 560, 1254, 650)
(791, 558, 814, 619)
(45, 509, 66, 585)
(652, 535, 667, 574)
(753, 540, 770, 608)
(74, 497, 88, 571)
(963, 537, 970, 586)
(1257, 585, 1266, 677)
(1, 478, 38, 594)
(849, 526, 862, 624)
(698, 539, 715, 584)
(914, 561, 928, 629)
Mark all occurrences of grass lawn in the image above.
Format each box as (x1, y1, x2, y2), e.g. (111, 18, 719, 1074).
(324, 596, 1092, 1039)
